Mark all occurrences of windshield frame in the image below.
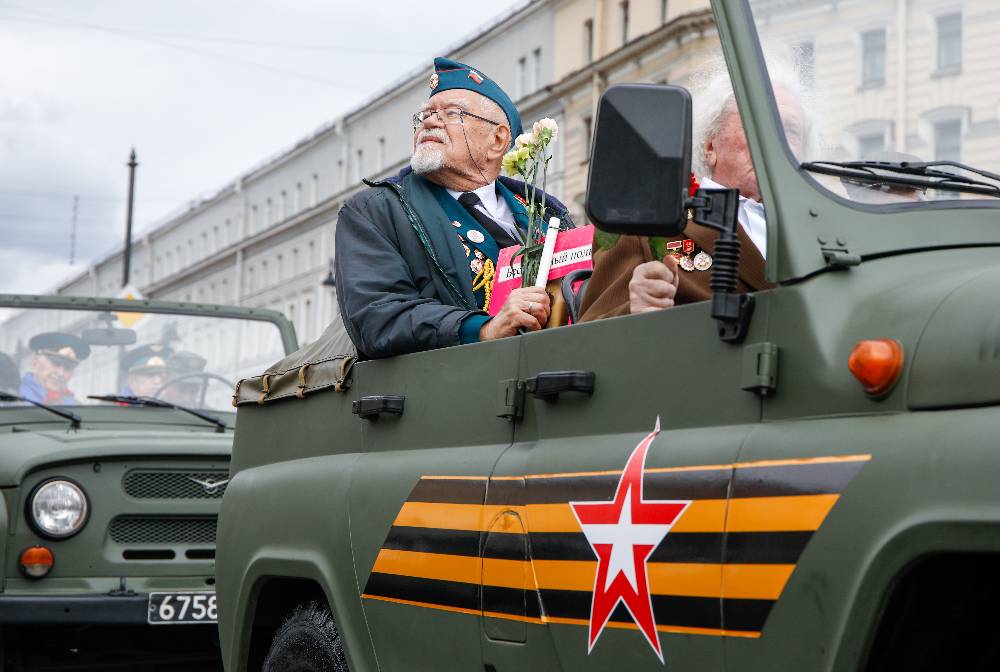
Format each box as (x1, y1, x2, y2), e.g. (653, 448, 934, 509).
(713, 0, 1000, 283)
(0, 294, 298, 355)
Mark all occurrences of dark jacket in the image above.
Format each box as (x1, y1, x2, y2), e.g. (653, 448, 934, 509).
(335, 168, 571, 359)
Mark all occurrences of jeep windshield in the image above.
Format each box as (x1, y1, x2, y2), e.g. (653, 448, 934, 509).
(0, 300, 288, 414)
(748, 0, 999, 205)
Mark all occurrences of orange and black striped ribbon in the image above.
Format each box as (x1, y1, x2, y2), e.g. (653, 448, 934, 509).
(362, 454, 869, 638)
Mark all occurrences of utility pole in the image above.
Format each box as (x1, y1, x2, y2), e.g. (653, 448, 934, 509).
(69, 195, 78, 265)
(122, 148, 138, 288)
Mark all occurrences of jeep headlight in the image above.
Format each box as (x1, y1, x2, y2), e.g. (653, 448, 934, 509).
(30, 480, 88, 539)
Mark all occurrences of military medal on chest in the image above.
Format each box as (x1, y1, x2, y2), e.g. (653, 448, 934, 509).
(667, 239, 699, 272)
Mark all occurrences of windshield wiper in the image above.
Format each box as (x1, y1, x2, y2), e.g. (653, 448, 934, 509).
(0, 392, 82, 429)
(87, 395, 227, 433)
(801, 160, 1000, 198)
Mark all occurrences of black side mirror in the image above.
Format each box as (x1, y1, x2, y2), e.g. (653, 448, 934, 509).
(585, 84, 692, 237)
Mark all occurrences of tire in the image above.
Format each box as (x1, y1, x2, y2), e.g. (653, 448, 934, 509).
(262, 600, 349, 672)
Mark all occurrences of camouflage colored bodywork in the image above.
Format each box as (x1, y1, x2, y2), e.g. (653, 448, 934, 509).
(216, 2, 1000, 671)
(0, 295, 295, 670)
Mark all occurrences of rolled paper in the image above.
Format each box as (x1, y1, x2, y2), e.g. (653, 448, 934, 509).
(533, 217, 562, 288)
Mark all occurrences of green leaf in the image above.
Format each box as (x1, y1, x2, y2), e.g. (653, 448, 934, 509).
(648, 237, 668, 261)
(593, 230, 621, 251)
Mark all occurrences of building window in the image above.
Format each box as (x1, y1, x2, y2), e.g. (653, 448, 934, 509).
(311, 173, 319, 206)
(266, 198, 274, 226)
(582, 116, 593, 159)
(620, 1, 630, 45)
(224, 219, 232, 244)
(861, 29, 886, 87)
(532, 48, 542, 92)
(308, 240, 317, 269)
(858, 132, 885, 159)
(583, 19, 594, 65)
(377, 137, 386, 172)
(279, 190, 287, 221)
(213, 225, 220, 251)
(276, 254, 284, 281)
(934, 119, 962, 162)
(201, 232, 208, 258)
(937, 13, 962, 72)
(661, 0, 669, 24)
(261, 260, 269, 287)
(295, 182, 303, 212)
(355, 149, 364, 181)
(516, 56, 527, 98)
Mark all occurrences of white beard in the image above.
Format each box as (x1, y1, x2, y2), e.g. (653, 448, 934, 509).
(410, 143, 445, 174)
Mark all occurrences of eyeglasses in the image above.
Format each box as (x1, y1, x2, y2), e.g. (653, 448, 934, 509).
(412, 107, 502, 129)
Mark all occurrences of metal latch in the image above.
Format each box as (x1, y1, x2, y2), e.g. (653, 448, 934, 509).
(741, 342, 779, 395)
(496, 379, 525, 420)
(822, 248, 861, 269)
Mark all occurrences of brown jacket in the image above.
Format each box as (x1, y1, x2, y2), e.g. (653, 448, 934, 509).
(579, 219, 771, 322)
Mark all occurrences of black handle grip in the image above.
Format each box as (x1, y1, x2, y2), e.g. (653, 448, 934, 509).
(524, 371, 596, 401)
(352, 395, 405, 419)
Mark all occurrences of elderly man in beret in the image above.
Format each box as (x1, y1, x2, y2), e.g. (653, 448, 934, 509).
(336, 57, 574, 359)
(19, 332, 90, 404)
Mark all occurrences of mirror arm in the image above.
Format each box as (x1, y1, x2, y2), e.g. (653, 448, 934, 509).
(686, 188, 756, 344)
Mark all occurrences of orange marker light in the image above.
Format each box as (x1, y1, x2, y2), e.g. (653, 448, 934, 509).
(848, 339, 904, 397)
(20, 546, 54, 579)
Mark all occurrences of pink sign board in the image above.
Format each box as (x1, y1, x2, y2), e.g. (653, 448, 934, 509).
(487, 224, 594, 316)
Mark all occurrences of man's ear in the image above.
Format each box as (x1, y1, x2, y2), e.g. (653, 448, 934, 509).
(486, 125, 511, 160)
(704, 136, 718, 172)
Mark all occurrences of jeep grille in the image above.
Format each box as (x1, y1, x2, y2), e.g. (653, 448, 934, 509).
(123, 470, 229, 499)
(109, 516, 217, 545)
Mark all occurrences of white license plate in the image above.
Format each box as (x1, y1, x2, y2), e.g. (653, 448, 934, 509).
(147, 591, 217, 625)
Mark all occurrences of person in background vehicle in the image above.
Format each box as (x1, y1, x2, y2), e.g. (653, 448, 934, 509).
(579, 60, 815, 321)
(120, 344, 172, 398)
(336, 57, 573, 359)
(160, 350, 208, 407)
(19, 332, 90, 404)
(841, 151, 927, 204)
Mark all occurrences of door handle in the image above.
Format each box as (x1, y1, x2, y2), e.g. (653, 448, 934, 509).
(352, 395, 405, 419)
(524, 371, 595, 401)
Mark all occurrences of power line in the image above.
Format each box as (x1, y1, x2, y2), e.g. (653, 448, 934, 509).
(0, 11, 426, 56)
(0, 3, 378, 90)
(0, 187, 183, 204)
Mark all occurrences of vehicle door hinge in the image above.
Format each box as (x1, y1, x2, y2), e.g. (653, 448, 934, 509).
(496, 378, 525, 420)
(741, 342, 779, 396)
(822, 247, 862, 269)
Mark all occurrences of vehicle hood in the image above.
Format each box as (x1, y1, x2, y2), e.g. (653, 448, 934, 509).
(0, 428, 230, 486)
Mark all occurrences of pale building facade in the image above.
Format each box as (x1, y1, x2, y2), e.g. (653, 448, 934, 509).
(42, 0, 998, 356)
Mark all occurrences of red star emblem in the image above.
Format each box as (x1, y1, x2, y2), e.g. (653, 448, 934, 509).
(570, 419, 691, 663)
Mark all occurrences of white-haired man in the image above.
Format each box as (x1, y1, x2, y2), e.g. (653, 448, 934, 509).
(336, 57, 574, 358)
(579, 69, 808, 322)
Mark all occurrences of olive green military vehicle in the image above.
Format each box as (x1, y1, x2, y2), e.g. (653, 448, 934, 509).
(217, 0, 1000, 670)
(0, 295, 295, 670)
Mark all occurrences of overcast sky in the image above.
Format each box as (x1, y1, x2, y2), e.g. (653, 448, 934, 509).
(0, 0, 522, 295)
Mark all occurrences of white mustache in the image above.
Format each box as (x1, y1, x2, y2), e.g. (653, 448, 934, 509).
(416, 129, 448, 144)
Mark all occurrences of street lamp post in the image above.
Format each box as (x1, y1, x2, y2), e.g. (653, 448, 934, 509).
(122, 148, 138, 288)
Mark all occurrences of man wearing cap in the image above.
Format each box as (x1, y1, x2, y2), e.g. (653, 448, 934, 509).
(19, 332, 90, 404)
(120, 345, 172, 398)
(335, 57, 574, 359)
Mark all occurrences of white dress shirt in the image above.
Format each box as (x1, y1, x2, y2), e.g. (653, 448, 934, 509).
(700, 177, 767, 259)
(447, 182, 519, 240)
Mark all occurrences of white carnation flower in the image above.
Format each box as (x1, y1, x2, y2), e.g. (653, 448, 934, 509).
(532, 118, 559, 143)
(514, 132, 537, 148)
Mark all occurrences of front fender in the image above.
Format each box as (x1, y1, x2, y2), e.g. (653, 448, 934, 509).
(216, 453, 375, 672)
